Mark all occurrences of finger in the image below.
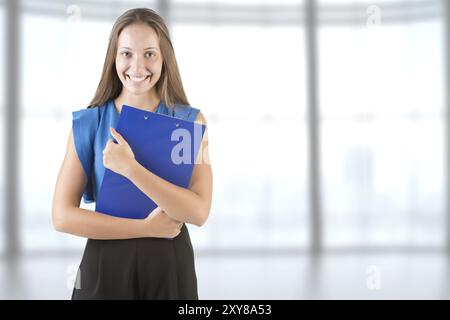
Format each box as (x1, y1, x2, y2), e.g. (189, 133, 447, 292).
(110, 127, 126, 145)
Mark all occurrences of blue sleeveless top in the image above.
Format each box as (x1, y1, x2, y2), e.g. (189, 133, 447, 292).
(72, 99, 201, 204)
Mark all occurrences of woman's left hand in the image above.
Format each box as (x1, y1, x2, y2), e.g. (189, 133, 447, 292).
(103, 127, 136, 177)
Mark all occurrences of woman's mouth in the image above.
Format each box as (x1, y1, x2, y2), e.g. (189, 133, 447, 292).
(126, 74, 151, 83)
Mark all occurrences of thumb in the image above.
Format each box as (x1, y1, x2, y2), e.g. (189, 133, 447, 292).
(110, 127, 125, 145)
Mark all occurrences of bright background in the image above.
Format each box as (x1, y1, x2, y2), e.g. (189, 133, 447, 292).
(0, 0, 449, 299)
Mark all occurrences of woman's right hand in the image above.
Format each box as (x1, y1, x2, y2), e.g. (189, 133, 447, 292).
(143, 206, 183, 239)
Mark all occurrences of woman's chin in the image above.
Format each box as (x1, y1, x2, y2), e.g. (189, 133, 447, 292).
(124, 85, 154, 95)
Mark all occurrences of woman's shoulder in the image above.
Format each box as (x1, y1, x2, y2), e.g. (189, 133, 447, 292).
(72, 101, 113, 129)
(71, 102, 112, 144)
(72, 107, 99, 123)
(72, 101, 109, 119)
(170, 103, 201, 122)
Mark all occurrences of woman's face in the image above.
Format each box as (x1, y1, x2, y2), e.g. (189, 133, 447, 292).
(115, 23, 163, 96)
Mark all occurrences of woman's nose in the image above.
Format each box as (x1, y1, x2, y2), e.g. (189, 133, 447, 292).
(130, 56, 146, 73)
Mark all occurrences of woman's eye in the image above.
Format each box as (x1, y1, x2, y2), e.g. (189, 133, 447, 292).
(145, 52, 155, 58)
(121, 52, 130, 57)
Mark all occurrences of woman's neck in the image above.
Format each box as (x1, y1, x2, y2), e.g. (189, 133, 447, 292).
(114, 90, 160, 113)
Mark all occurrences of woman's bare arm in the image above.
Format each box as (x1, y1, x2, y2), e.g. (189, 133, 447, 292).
(51, 129, 151, 239)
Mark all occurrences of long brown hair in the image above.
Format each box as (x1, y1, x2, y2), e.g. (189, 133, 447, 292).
(88, 8, 189, 109)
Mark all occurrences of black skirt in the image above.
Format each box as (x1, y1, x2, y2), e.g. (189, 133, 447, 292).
(71, 224, 198, 300)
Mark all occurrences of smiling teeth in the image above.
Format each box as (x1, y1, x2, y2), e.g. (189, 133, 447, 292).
(127, 75, 150, 81)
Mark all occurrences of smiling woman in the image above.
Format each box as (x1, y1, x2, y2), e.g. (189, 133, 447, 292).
(51, 7, 212, 300)
(88, 8, 190, 111)
(114, 23, 161, 106)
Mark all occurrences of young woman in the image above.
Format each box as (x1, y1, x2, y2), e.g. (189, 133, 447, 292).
(51, 8, 212, 300)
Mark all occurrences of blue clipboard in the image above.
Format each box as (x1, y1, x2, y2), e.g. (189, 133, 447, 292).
(95, 105, 206, 219)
